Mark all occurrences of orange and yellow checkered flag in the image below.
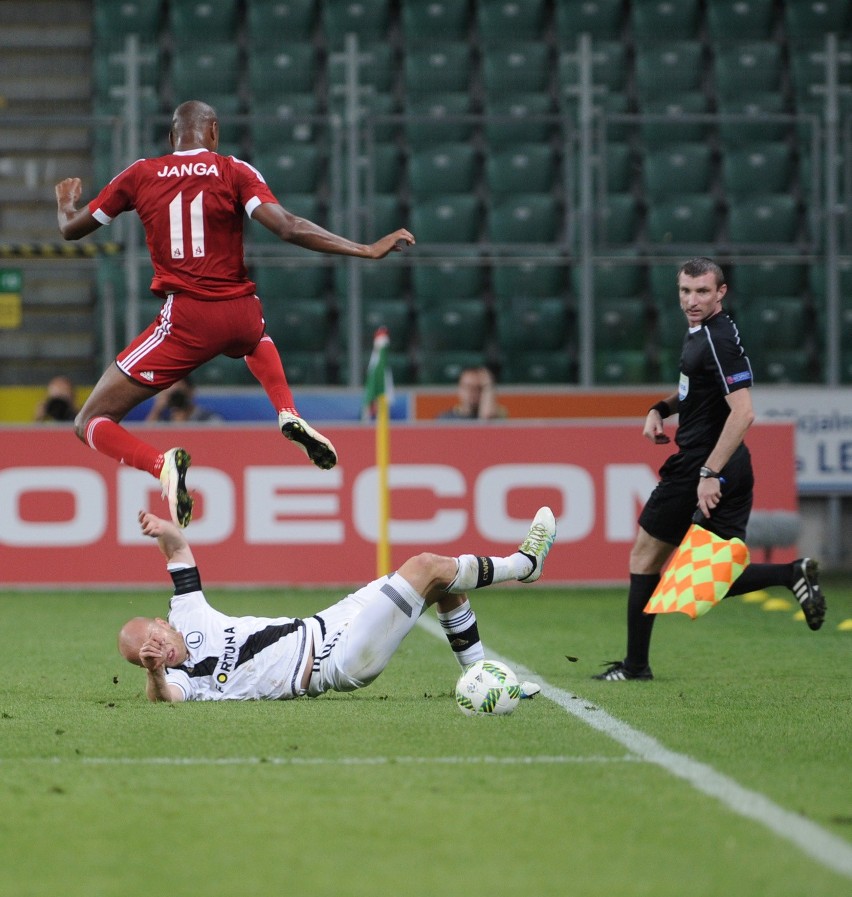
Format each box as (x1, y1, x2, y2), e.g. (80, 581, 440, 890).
(645, 523, 750, 619)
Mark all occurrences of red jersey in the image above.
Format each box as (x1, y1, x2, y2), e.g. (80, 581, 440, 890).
(89, 149, 279, 300)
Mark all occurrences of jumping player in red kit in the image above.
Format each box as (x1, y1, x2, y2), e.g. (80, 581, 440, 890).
(56, 100, 414, 528)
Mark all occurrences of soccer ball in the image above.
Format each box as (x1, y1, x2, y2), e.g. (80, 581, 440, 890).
(455, 660, 521, 716)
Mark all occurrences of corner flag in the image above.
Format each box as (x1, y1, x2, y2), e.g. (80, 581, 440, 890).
(362, 327, 393, 575)
(645, 523, 751, 619)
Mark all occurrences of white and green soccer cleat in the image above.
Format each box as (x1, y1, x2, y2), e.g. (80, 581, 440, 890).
(159, 447, 193, 528)
(517, 506, 556, 583)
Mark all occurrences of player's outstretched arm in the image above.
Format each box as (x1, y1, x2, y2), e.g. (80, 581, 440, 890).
(138, 510, 196, 567)
(55, 178, 102, 240)
(252, 202, 414, 259)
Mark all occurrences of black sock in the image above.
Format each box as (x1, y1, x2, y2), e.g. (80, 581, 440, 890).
(726, 562, 794, 597)
(625, 573, 660, 672)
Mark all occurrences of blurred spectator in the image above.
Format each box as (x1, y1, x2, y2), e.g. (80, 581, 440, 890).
(437, 366, 508, 420)
(35, 375, 79, 422)
(144, 378, 222, 423)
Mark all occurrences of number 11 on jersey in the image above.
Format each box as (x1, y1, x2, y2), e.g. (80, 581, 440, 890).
(168, 191, 205, 259)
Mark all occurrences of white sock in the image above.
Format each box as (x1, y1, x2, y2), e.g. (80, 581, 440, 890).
(447, 553, 534, 593)
(437, 599, 484, 668)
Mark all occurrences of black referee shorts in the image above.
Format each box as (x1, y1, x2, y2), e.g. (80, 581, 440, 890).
(638, 444, 754, 546)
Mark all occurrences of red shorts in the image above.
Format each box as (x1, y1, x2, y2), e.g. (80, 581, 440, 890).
(116, 292, 266, 388)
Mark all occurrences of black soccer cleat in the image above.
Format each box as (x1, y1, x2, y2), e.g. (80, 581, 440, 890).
(279, 411, 338, 470)
(159, 447, 193, 528)
(791, 558, 826, 631)
(592, 660, 654, 681)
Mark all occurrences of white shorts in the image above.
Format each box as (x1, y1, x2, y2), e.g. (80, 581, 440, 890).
(306, 572, 426, 696)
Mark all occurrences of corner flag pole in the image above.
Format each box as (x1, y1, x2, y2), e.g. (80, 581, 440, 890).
(362, 327, 392, 577)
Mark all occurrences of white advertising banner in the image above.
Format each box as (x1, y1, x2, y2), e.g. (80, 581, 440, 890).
(752, 387, 852, 493)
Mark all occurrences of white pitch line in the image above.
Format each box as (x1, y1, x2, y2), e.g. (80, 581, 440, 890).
(5, 755, 638, 768)
(418, 617, 852, 880)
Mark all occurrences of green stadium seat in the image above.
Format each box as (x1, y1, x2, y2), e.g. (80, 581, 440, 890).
(654, 302, 687, 351)
(169, 0, 239, 46)
(631, 0, 701, 40)
(170, 45, 241, 100)
(485, 145, 557, 196)
(93, 0, 162, 44)
(417, 351, 487, 385)
(558, 41, 628, 92)
(599, 193, 640, 245)
(198, 94, 242, 144)
(713, 42, 783, 99)
(484, 93, 555, 149)
(561, 90, 632, 142)
(729, 261, 807, 298)
(706, 0, 775, 41)
(362, 143, 403, 195)
(261, 299, 331, 351)
(601, 142, 633, 193)
(248, 45, 318, 100)
(487, 195, 561, 244)
(412, 252, 486, 301)
(721, 143, 794, 198)
(408, 143, 478, 198)
(635, 42, 704, 102)
(193, 355, 258, 387)
(639, 93, 711, 146)
(251, 145, 324, 193)
(808, 258, 852, 300)
(594, 298, 648, 350)
(363, 194, 404, 240)
(716, 92, 791, 146)
(246, 0, 318, 45)
(594, 349, 650, 385)
(495, 296, 570, 352)
(477, 0, 547, 43)
(401, 0, 470, 45)
(481, 43, 551, 94)
(646, 195, 718, 245)
(734, 299, 808, 350)
(405, 92, 474, 147)
(784, 0, 850, 43)
(327, 42, 396, 93)
(573, 255, 645, 299)
(331, 91, 399, 144)
(726, 195, 800, 245)
(502, 351, 575, 384)
(411, 195, 481, 243)
(93, 46, 160, 102)
(250, 94, 321, 146)
(554, 0, 625, 41)
(404, 43, 472, 94)
(341, 298, 411, 349)
(643, 143, 713, 200)
(334, 260, 408, 300)
(277, 350, 331, 386)
(324, 0, 391, 45)
(418, 300, 489, 351)
(385, 351, 414, 385)
(749, 350, 815, 384)
(647, 263, 678, 303)
(252, 263, 330, 301)
(789, 40, 852, 104)
(493, 257, 567, 299)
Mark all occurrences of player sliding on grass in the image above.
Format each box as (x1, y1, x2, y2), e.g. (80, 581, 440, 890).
(118, 507, 556, 703)
(56, 99, 414, 528)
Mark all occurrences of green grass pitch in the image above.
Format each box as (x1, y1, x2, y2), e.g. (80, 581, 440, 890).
(1, 579, 850, 897)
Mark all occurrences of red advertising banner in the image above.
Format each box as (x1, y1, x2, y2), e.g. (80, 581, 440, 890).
(0, 422, 796, 586)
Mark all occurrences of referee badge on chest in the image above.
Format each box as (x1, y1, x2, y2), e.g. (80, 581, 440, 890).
(678, 372, 689, 400)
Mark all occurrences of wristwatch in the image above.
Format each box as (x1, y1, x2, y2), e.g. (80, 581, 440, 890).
(699, 466, 722, 479)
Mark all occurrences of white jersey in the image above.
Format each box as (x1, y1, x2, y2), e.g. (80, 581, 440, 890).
(164, 589, 313, 701)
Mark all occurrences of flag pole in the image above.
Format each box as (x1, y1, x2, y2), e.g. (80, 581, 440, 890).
(376, 389, 390, 576)
(362, 327, 393, 577)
